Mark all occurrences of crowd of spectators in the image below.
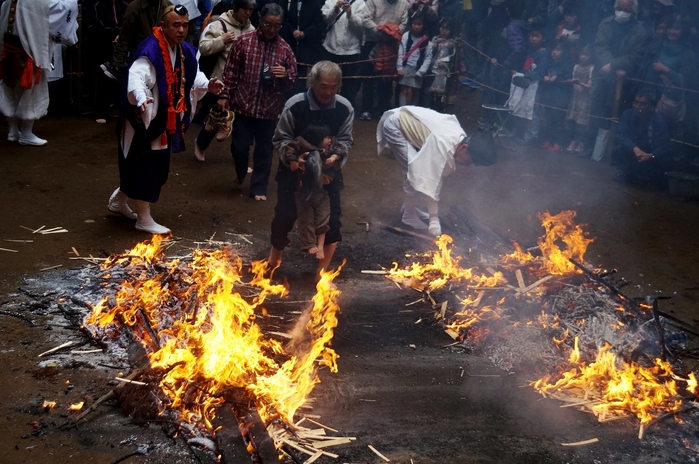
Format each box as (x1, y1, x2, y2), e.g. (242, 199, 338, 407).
(5, 0, 699, 190)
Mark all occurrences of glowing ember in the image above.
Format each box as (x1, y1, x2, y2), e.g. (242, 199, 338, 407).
(533, 339, 693, 424)
(84, 238, 342, 433)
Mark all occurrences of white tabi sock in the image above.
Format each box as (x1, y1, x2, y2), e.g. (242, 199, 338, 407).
(135, 201, 171, 235)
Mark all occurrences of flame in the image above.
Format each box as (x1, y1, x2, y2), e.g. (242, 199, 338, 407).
(502, 242, 535, 264)
(85, 238, 342, 432)
(688, 373, 698, 395)
(387, 235, 504, 291)
(537, 211, 593, 275)
(534, 340, 685, 424)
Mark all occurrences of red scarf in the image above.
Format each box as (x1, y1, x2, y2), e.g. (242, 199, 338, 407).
(153, 27, 186, 135)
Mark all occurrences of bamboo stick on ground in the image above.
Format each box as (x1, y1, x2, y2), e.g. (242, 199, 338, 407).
(38, 341, 78, 357)
(368, 444, 390, 462)
(561, 438, 599, 446)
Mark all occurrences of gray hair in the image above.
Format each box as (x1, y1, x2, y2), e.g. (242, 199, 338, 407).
(260, 3, 284, 19)
(615, 0, 639, 15)
(307, 61, 342, 89)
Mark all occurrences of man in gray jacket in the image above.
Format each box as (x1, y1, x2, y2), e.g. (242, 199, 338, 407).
(590, 0, 646, 129)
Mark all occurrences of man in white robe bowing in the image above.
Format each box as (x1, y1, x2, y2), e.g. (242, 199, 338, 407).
(377, 106, 497, 237)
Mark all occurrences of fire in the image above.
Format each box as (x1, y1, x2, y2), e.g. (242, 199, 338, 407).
(533, 339, 689, 424)
(84, 238, 342, 433)
(537, 211, 593, 275)
(502, 242, 535, 264)
(387, 235, 504, 291)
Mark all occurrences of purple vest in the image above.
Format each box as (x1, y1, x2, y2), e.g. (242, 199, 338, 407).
(121, 34, 199, 153)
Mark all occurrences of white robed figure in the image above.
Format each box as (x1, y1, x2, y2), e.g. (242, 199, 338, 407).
(377, 105, 496, 236)
(0, 0, 78, 145)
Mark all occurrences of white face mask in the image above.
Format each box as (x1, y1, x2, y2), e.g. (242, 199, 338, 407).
(614, 10, 632, 23)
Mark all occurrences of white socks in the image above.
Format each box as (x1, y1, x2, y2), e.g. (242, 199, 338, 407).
(7, 117, 19, 142)
(18, 120, 47, 146)
(401, 203, 428, 230)
(428, 217, 442, 237)
(108, 188, 137, 219)
(135, 201, 171, 234)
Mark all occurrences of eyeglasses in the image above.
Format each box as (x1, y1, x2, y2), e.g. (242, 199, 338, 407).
(174, 4, 188, 16)
(261, 21, 282, 30)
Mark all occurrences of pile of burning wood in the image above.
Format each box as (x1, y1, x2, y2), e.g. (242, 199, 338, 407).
(73, 236, 352, 463)
(380, 210, 699, 441)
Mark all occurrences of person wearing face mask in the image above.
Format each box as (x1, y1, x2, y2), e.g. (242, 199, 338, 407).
(589, 0, 646, 159)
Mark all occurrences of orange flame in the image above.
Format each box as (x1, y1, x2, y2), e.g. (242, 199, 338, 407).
(85, 238, 342, 431)
(533, 340, 687, 424)
(537, 211, 593, 275)
(387, 235, 504, 291)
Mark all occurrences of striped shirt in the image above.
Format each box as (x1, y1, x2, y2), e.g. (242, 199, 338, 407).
(220, 29, 297, 119)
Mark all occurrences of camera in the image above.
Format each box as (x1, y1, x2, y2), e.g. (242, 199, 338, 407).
(261, 65, 274, 89)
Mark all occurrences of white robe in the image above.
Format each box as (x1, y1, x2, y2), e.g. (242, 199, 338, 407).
(377, 106, 466, 201)
(0, 0, 77, 120)
(120, 45, 210, 157)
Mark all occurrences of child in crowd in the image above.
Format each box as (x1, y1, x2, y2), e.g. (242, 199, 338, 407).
(520, 29, 548, 144)
(284, 124, 346, 260)
(422, 19, 454, 112)
(554, 6, 581, 64)
(566, 45, 594, 155)
(397, 11, 433, 106)
(539, 41, 572, 152)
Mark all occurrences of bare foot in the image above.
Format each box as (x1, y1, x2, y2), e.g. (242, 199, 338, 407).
(308, 246, 318, 255)
(194, 144, 205, 162)
(254, 195, 267, 201)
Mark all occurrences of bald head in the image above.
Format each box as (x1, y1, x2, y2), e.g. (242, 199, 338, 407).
(161, 5, 189, 46)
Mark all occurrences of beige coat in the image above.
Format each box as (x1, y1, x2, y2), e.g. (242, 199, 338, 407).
(198, 11, 254, 79)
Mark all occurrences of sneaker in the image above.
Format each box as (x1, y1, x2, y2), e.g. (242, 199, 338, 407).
(566, 141, 577, 153)
(574, 142, 586, 155)
(541, 140, 551, 150)
(549, 143, 562, 152)
(100, 62, 122, 82)
(359, 112, 371, 121)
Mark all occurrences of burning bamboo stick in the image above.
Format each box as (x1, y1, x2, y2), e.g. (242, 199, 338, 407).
(71, 349, 103, 354)
(361, 270, 387, 275)
(368, 444, 391, 462)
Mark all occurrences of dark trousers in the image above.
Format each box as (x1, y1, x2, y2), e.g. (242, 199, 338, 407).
(194, 93, 219, 150)
(359, 42, 393, 115)
(612, 148, 672, 188)
(270, 163, 342, 250)
(94, 70, 119, 120)
(118, 130, 170, 203)
(324, 50, 362, 107)
(230, 115, 277, 197)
